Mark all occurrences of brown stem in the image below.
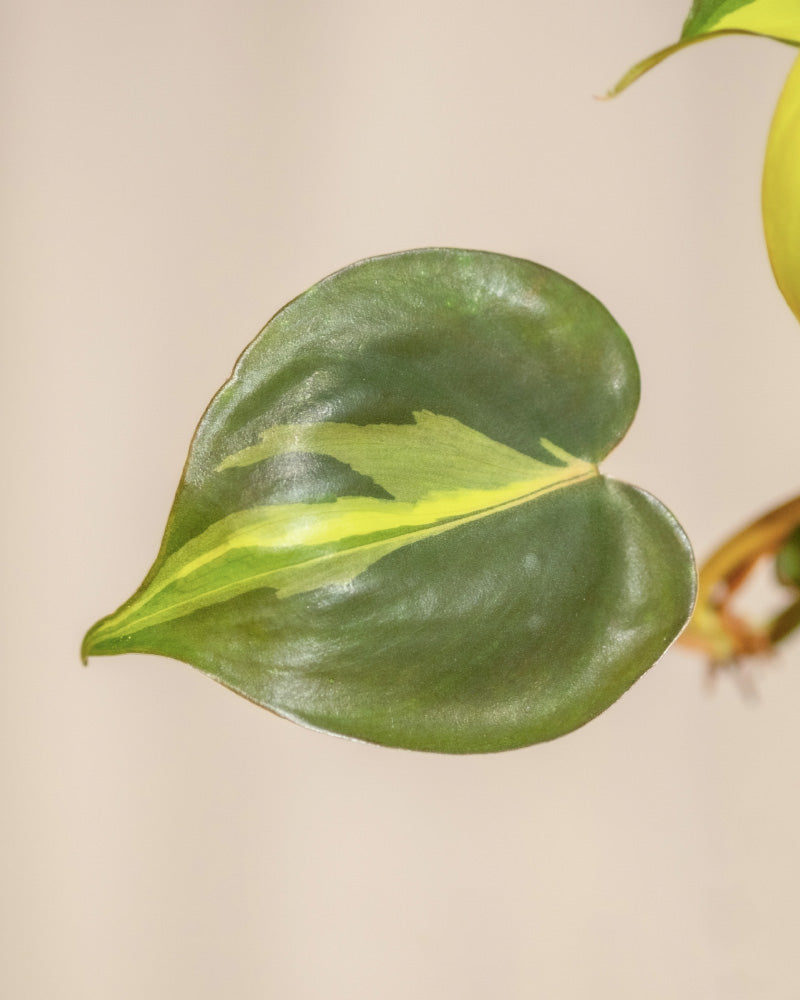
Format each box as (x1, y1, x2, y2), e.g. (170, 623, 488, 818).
(679, 494, 800, 665)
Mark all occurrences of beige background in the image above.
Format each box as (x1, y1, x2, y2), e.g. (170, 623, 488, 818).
(4, 1, 800, 997)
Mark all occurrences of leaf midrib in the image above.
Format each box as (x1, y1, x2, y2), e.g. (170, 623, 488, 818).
(87, 464, 598, 645)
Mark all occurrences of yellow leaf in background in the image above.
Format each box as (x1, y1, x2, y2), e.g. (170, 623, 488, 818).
(763, 53, 800, 324)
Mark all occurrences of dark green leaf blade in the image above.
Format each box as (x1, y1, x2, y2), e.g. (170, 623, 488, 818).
(83, 249, 695, 752)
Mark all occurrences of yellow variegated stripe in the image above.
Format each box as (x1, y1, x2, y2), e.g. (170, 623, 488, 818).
(85, 413, 597, 646)
(217, 410, 557, 499)
(763, 53, 800, 323)
(607, 0, 800, 97)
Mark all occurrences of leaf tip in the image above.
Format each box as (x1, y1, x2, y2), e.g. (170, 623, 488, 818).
(605, 37, 712, 100)
(80, 634, 91, 666)
(81, 620, 104, 665)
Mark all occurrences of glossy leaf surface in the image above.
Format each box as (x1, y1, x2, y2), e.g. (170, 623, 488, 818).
(609, 0, 800, 96)
(83, 249, 695, 752)
(764, 53, 800, 323)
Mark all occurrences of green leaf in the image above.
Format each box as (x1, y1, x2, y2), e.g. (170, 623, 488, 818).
(763, 53, 800, 323)
(83, 249, 695, 753)
(608, 0, 800, 97)
(777, 526, 800, 587)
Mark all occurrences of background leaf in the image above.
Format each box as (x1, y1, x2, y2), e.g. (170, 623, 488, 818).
(608, 0, 800, 96)
(777, 525, 800, 587)
(83, 249, 695, 753)
(763, 53, 800, 323)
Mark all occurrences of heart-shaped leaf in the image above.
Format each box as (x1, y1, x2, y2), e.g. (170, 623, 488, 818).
(608, 0, 800, 97)
(83, 249, 695, 752)
(764, 53, 800, 323)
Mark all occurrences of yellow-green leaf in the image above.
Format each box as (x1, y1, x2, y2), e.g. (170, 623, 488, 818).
(608, 0, 800, 97)
(685, 0, 800, 39)
(763, 52, 800, 322)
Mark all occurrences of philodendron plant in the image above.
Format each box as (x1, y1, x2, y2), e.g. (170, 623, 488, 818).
(82, 250, 695, 752)
(610, 0, 800, 666)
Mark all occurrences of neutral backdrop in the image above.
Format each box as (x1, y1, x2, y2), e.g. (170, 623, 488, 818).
(4, 1, 800, 997)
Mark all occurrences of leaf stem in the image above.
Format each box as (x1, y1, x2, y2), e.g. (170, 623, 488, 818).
(679, 493, 800, 665)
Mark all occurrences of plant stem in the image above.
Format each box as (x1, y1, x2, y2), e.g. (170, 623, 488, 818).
(679, 494, 800, 665)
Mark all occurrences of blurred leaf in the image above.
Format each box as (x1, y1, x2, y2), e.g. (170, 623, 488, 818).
(764, 53, 800, 323)
(608, 0, 800, 96)
(777, 526, 800, 587)
(83, 249, 695, 752)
